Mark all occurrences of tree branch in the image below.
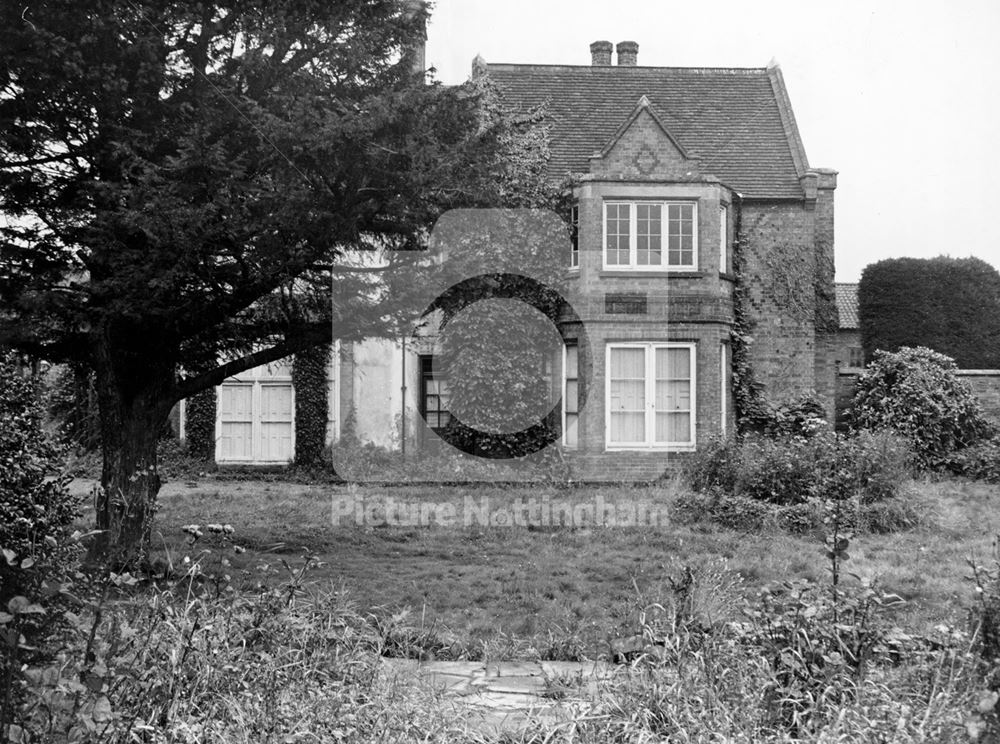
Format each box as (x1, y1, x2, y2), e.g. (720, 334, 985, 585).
(172, 322, 332, 401)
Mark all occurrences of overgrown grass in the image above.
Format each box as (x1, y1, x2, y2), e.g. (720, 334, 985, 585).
(67, 476, 1000, 657)
(19, 475, 1000, 741)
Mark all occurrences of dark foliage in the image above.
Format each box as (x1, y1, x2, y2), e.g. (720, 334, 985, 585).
(0, 1, 550, 562)
(184, 388, 217, 463)
(293, 344, 330, 467)
(858, 256, 1000, 368)
(0, 352, 80, 732)
(46, 364, 101, 451)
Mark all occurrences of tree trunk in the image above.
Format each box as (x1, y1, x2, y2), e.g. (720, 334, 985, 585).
(87, 340, 175, 568)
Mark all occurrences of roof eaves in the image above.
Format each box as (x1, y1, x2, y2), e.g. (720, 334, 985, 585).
(766, 62, 810, 179)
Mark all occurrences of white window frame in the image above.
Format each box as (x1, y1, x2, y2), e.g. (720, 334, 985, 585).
(605, 342, 696, 450)
(562, 342, 579, 448)
(602, 200, 698, 271)
(569, 205, 580, 269)
(719, 205, 729, 274)
(720, 342, 729, 437)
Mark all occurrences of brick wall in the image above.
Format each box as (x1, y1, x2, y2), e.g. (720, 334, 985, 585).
(740, 201, 821, 402)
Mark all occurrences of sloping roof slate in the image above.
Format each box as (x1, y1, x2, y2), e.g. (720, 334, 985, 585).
(836, 283, 860, 329)
(485, 63, 807, 199)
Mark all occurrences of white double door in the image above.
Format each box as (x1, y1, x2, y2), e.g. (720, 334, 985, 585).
(216, 360, 295, 464)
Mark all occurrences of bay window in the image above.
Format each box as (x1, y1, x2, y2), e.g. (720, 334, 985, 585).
(606, 343, 695, 448)
(603, 201, 697, 270)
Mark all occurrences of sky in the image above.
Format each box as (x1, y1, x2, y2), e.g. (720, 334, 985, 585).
(422, 0, 1000, 282)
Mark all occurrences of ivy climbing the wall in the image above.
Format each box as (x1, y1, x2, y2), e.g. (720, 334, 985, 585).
(184, 388, 216, 462)
(293, 343, 330, 467)
(729, 194, 769, 433)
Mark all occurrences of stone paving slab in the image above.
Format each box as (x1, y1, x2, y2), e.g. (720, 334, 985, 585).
(380, 657, 616, 733)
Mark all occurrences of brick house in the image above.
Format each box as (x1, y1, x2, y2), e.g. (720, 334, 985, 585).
(834, 283, 864, 369)
(180, 41, 839, 480)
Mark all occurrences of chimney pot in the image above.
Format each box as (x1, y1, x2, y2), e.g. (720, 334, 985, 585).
(616, 40, 639, 66)
(590, 40, 613, 66)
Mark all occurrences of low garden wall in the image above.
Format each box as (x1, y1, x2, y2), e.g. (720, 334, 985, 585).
(836, 369, 1000, 430)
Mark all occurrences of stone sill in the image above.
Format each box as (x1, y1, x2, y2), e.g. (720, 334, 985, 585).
(603, 445, 697, 453)
(597, 271, 706, 279)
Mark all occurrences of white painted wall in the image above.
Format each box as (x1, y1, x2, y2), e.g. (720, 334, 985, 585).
(349, 338, 422, 451)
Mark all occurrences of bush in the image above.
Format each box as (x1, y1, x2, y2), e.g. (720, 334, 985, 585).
(765, 392, 830, 439)
(0, 353, 80, 735)
(849, 346, 993, 469)
(0, 354, 78, 603)
(945, 435, 1000, 483)
(688, 430, 913, 507)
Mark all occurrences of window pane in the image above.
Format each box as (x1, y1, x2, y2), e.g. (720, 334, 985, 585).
(610, 347, 645, 378)
(636, 204, 662, 266)
(720, 206, 728, 273)
(565, 380, 579, 413)
(570, 205, 579, 267)
(655, 380, 691, 410)
(609, 347, 646, 443)
(667, 204, 694, 266)
(565, 413, 578, 448)
(565, 344, 578, 378)
(611, 412, 645, 443)
(656, 412, 691, 443)
(611, 378, 645, 409)
(605, 204, 630, 265)
(655, 347, 690, 380)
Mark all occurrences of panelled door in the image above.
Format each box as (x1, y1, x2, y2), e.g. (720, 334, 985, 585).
(216, 359, 294, 463)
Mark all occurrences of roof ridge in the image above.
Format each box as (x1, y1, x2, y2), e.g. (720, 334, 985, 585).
(485, 63, 769, 74)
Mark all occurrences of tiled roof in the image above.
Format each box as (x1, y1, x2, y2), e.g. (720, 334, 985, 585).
(836, 283, 860, 329)
(485, 63, 808, 199)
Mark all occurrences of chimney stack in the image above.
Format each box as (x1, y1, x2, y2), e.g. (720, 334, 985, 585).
(403, 0, 428, 75)
(590, 40, 613, 66)
(616, 41, 638, 66)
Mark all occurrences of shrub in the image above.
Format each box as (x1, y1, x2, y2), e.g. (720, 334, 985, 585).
(0, 354, 78, 603)
(849, 346, 992, 469)
(764, 392, 830, 439)
(688, 430, 913, 507)
(945, 435, 1000, 483)
(0, 353, 79, 735)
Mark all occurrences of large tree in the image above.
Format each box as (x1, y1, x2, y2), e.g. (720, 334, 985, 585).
(0, 1, 549, 564)
(858, 256, 1000, 369)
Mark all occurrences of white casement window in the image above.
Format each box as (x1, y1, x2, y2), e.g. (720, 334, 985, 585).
(606, 343, 695, 449)
(563, 342, 579, 448)
(719, 205, 729, 273)
(569, 205, 580, 269)
(720, 342, 730, 436)
(603, 201, 697, 270)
